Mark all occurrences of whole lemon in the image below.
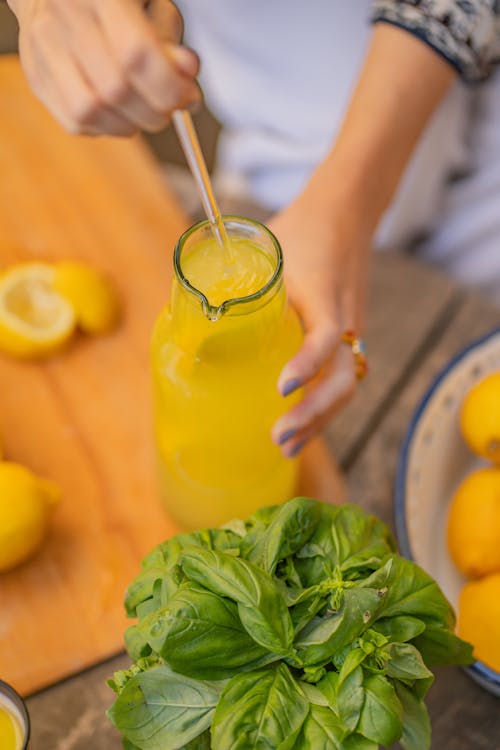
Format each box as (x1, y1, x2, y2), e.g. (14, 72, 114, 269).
(53, 261, 120, 335)
(460, 372, 500, 462)
(458, 572, 500, 672)
(447, 467, 500, 578)
(0, 462, 60, 572)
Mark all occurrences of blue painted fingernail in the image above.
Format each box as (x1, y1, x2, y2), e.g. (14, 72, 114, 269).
(278, 429, 296, 445)
(288, 441, 305, 458)
(282, 378, 301, 396)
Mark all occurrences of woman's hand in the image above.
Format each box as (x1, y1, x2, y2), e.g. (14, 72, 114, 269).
(269, 24, 456, 457)
(9, 0, 201, 136)
(268, 180, 371, 458)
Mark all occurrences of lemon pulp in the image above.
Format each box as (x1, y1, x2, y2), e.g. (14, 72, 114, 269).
(0, 263, 75, 357)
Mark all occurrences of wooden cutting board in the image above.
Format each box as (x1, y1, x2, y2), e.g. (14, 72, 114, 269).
(0, 56, 190, 696)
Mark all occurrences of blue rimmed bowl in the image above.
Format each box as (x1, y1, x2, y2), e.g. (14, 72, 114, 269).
(394, 327, 500, 696)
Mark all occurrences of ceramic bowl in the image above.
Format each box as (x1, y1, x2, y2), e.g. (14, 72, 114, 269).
(394, 327, 500, 696)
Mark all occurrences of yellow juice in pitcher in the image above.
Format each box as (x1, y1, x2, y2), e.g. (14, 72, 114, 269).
(152, 217, 302, 529)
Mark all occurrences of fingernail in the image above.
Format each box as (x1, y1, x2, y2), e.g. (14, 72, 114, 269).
(288, 441, 305, 458)
(281, 377, 301, 397)
(278, 429, 296, 445)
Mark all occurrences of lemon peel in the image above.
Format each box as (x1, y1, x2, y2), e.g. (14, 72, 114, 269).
(53, 261, 120, 335)
(461, 372, 500, 463)
(447, 467, 500, 578)
(458, 572, 500, 672)
(0, 461, 61, 572)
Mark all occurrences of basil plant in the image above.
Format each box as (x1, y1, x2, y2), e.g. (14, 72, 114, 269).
(107, 498, 472, 750)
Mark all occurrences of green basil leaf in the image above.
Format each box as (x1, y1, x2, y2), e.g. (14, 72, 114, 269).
(338, 647, 368, 685)
(290, 588, 330, 636)
(107, 665, 223, 750)
(137, 583, 270, 679)
(317, 665, 364, 734)
(211, 663, 308, 750)
(183, 730, 211, 750)
(361, 556, 455, 629)
(412, 624, 474, 666)
(298, 681, 330, 706)
(180, 549, 294, 655)
(240, 506, 281, 560)
(289, 704, 345, 749)
(125, 567, 167, 618)
(245, 504, 282, 530)
(276, 556, 304, 590)
(385, 642, 433, 681)
(341, 734, 378, 749)
(249, 497, 320, 573)
(295, 504, 393, 586)
(339, 667, 367, 734)
(141, 529, 242, 573)
(108, 656, 162, 696)
(357, 673, 403, 747)
(295, 587, 385, 666)
(395, 681, 431, 750)
(122, 739, 140, 750)
(371, 615, 426, 643)
(127, 527, 241, 619)
(124, 624, 152, 661)
(219, 518, 247, 537)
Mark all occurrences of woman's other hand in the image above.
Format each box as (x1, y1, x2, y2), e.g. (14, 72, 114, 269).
(269, 181, 370, 457)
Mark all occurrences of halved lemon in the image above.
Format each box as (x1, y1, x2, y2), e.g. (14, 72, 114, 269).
(0, 263, 76, 358)
(53, 261, 120, 335)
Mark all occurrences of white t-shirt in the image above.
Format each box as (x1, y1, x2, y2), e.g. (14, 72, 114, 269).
(178, 1, 473, 250)
(178, 1, 372, 210)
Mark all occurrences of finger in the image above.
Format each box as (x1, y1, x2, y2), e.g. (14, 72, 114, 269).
(277, 318, 341, 396)
(98, 0, 201, 113)
(272, 346, 357, 453)
(146, 0, 183, 44)
(41, 37, 136, 136)
(145, 0, 201, 77)
(67, 13, 171, 132)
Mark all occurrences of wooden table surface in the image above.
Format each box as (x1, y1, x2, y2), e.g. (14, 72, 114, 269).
(1, 57, 499, 749)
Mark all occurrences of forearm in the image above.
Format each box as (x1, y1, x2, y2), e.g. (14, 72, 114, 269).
(305, 23, 457, 238)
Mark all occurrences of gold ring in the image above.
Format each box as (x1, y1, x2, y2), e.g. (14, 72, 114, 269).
(341, 330, 368, 381)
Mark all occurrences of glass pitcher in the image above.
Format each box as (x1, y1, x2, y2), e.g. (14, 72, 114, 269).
(151, 216, 303, 529)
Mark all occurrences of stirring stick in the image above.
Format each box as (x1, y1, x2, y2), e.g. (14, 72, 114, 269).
(172, 110, 232, 261)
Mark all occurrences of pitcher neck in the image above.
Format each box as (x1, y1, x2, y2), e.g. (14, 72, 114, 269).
(172, 216, 284, 321)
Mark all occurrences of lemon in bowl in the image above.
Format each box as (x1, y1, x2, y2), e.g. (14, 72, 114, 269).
(460, 372, 500, 463)
(447, 467, 500, 579)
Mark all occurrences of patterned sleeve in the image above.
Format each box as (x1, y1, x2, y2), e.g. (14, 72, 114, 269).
(369, 1, 500, 82)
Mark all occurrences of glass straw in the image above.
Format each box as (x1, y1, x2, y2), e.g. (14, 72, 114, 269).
(172, 110, 232, 261)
